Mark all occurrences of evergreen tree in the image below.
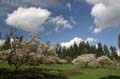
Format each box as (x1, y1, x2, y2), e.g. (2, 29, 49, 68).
(2, 36, 11, 50)
(73, 42, 79, 57)
(61, 46, 67, 58)
(86, 41, 90, 50)
(19, 36, 23, 42)
(97, 42, 104, 56)
(103, 44, 110, 57)
(79, 41, 86, 55)
(89, 45, 97, 54)
(56, 44, 62, 57)
(118, 34, 120, 53)
(110, 46, 118, 60)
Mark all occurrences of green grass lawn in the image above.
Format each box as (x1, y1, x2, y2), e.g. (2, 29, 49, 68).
(34, 64, 120, 79)
(34, 64, 79, 70)
(0, 63, 120, 79)
(68, 68, 120, 79)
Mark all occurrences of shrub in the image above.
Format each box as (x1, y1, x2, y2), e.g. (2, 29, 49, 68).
(72, 54, 96, 67)
(96, 56, 113, 68)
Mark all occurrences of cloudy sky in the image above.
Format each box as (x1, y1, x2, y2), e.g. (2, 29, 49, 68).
(0, 0, 120, 47)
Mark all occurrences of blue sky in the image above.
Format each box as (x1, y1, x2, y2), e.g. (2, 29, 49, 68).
(0, 0, 120, 48)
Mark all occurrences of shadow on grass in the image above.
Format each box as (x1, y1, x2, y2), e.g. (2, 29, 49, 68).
(98, 75, 120, 79)
(0, 68, 68, 79)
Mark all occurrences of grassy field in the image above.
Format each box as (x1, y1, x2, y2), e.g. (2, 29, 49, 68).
(0, 64, 120, 79)
(33, 64, 120, 79)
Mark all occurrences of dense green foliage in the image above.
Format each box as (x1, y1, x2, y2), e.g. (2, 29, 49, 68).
(118, 34, 120, 50)
(56, 42, 119, 61)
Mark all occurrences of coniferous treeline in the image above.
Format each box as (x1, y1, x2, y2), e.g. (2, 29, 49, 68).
(56, 41, 119, 61)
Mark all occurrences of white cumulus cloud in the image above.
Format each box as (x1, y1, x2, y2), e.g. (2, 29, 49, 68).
(6, 7, 51, 33)
(0, 40, 5, 46)
(66, 3, 72, 11)
(86, 0, 120, 34)
(70, 16, 77, 25)
(116, 50, 120, 56)
(93, 28, 102, 34)
(49, 15, 73, 32)
(61, 37, 83, 48)
(61, 37, 96, 48)
(85, 38, 97, 43)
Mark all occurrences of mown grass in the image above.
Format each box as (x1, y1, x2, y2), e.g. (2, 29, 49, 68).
(32, 64, 120, 79)
(34, 64, 79, 70)
(69, 68, 120, 79)
(0, 63, 120, 79)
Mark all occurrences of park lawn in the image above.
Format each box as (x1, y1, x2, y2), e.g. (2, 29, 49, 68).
(0, 63, 120, 79)
(34, 64, 120, 79)
(69, 68, 120, 79)
(34, 64, 79, 70)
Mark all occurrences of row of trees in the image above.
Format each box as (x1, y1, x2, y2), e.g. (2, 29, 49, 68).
(56, 41, 119, 62)
(0, 33, 60, 70)
(0, 28, 120, 68)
